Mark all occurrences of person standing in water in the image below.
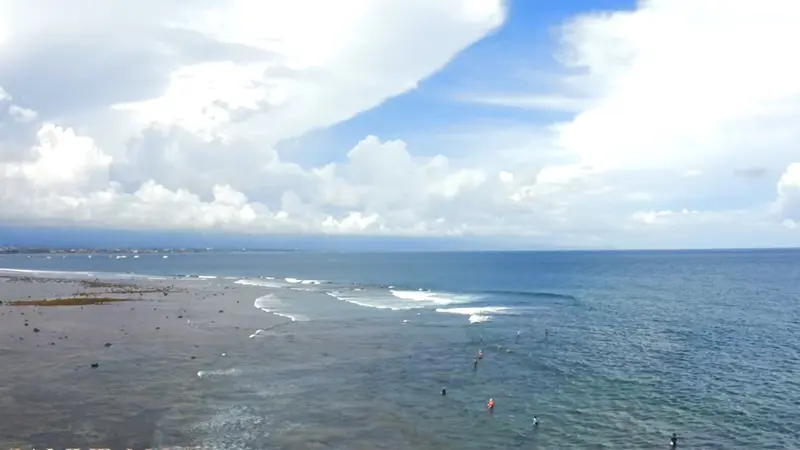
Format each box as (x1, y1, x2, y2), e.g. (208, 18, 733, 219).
(532, 416, 538, 426)
(487, 398, 495, 412)
(441, 387, 447, 396)
(473, 358, 478, 370)
(670, 433, 678, 447)
(516, 330, 521, 342)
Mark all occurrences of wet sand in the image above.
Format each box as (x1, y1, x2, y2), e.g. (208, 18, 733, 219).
(0, 274, 284, 449)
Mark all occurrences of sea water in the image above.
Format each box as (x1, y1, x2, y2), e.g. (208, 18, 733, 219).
(1, 249, 798, 449)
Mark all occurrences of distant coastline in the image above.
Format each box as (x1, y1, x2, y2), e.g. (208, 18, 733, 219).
(0, 246, 300, 255)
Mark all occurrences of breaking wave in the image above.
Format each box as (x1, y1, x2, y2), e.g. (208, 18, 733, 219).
(253, 294, 305, 322)
(326, 288, 477, 311)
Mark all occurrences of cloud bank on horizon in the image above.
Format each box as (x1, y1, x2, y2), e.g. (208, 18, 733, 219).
(0, 0, 799, 249)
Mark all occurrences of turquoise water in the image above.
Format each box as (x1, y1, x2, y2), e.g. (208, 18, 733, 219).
(1, 249, 799, 448)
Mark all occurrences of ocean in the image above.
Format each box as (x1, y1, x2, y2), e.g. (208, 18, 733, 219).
(1, 249, 799, 449)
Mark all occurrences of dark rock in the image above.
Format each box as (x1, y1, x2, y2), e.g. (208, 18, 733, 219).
(191, 356, 196, 359)
(218, 310, 224, 313)
(156, 327, 160, 330)
(33, 328, 40, 332)
(104, 343, 112, 347)
(91, 363, 99, 368)
(178, 315, 183, 318)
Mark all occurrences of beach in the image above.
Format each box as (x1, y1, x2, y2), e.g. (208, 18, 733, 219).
(0, 273, 286, 449)
(0, 271, 487, 450)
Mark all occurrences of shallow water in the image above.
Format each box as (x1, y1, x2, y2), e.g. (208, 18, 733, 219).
(1, 249, 799, 449)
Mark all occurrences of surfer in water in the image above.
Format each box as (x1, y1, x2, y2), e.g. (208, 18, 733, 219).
(670, 433, 678, 447)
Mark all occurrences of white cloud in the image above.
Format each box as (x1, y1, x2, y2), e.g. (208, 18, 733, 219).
(0, 84, 38, 123)
(775, 163, 800, 222)
(446, 0, 800, 247)
(7, 105, 37, 122)
(0, 0, 798, 249)
(555, 0, 800, 173)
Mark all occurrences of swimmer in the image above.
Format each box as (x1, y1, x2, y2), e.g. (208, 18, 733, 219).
(478, 349, 483, 359)
(545, 328, 549, 339)
(670, 433, 678, 447)
(441, 387, 447, 396)
(473, 358, 478, 370)
(532, 416, 538, 426)
(487, 398, 495, 411)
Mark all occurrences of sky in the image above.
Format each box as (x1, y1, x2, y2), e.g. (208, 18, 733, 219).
(1, 0, 799, 250)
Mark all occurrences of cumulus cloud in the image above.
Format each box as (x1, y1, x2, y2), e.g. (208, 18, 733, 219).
(451, 0, 800, 247)
(0, 0, 798, 249)
(775, 163, 800, 224)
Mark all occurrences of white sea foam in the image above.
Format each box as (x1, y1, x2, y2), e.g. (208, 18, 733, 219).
(390, 289, 470, 305)
(0, 268, 95, 277)
(249, 329, 267, 339)
(235, 279, 285, 288)
(197, 368, 241, 378)
(326, 291, 407, 310)
(198, 275, 218, 279)
(285, 277, 323, 285)
(189, 405, 269, 450)
(326, 288, 475, 311)
(469, 314, 492, 324)
(253, 294, 305, 322)
(437, 306, 514, 324)
(288, 287, 316, 292)
(435, 306, 513, 316)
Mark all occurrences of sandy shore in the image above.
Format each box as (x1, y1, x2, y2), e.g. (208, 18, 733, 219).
(0, 274, 286, 448)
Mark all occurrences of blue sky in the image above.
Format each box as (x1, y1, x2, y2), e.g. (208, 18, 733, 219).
(0, 0, 799, 250)
(281, 0, 639, 167)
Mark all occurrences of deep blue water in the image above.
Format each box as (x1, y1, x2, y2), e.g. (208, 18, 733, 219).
(1, 249, 799, 449)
